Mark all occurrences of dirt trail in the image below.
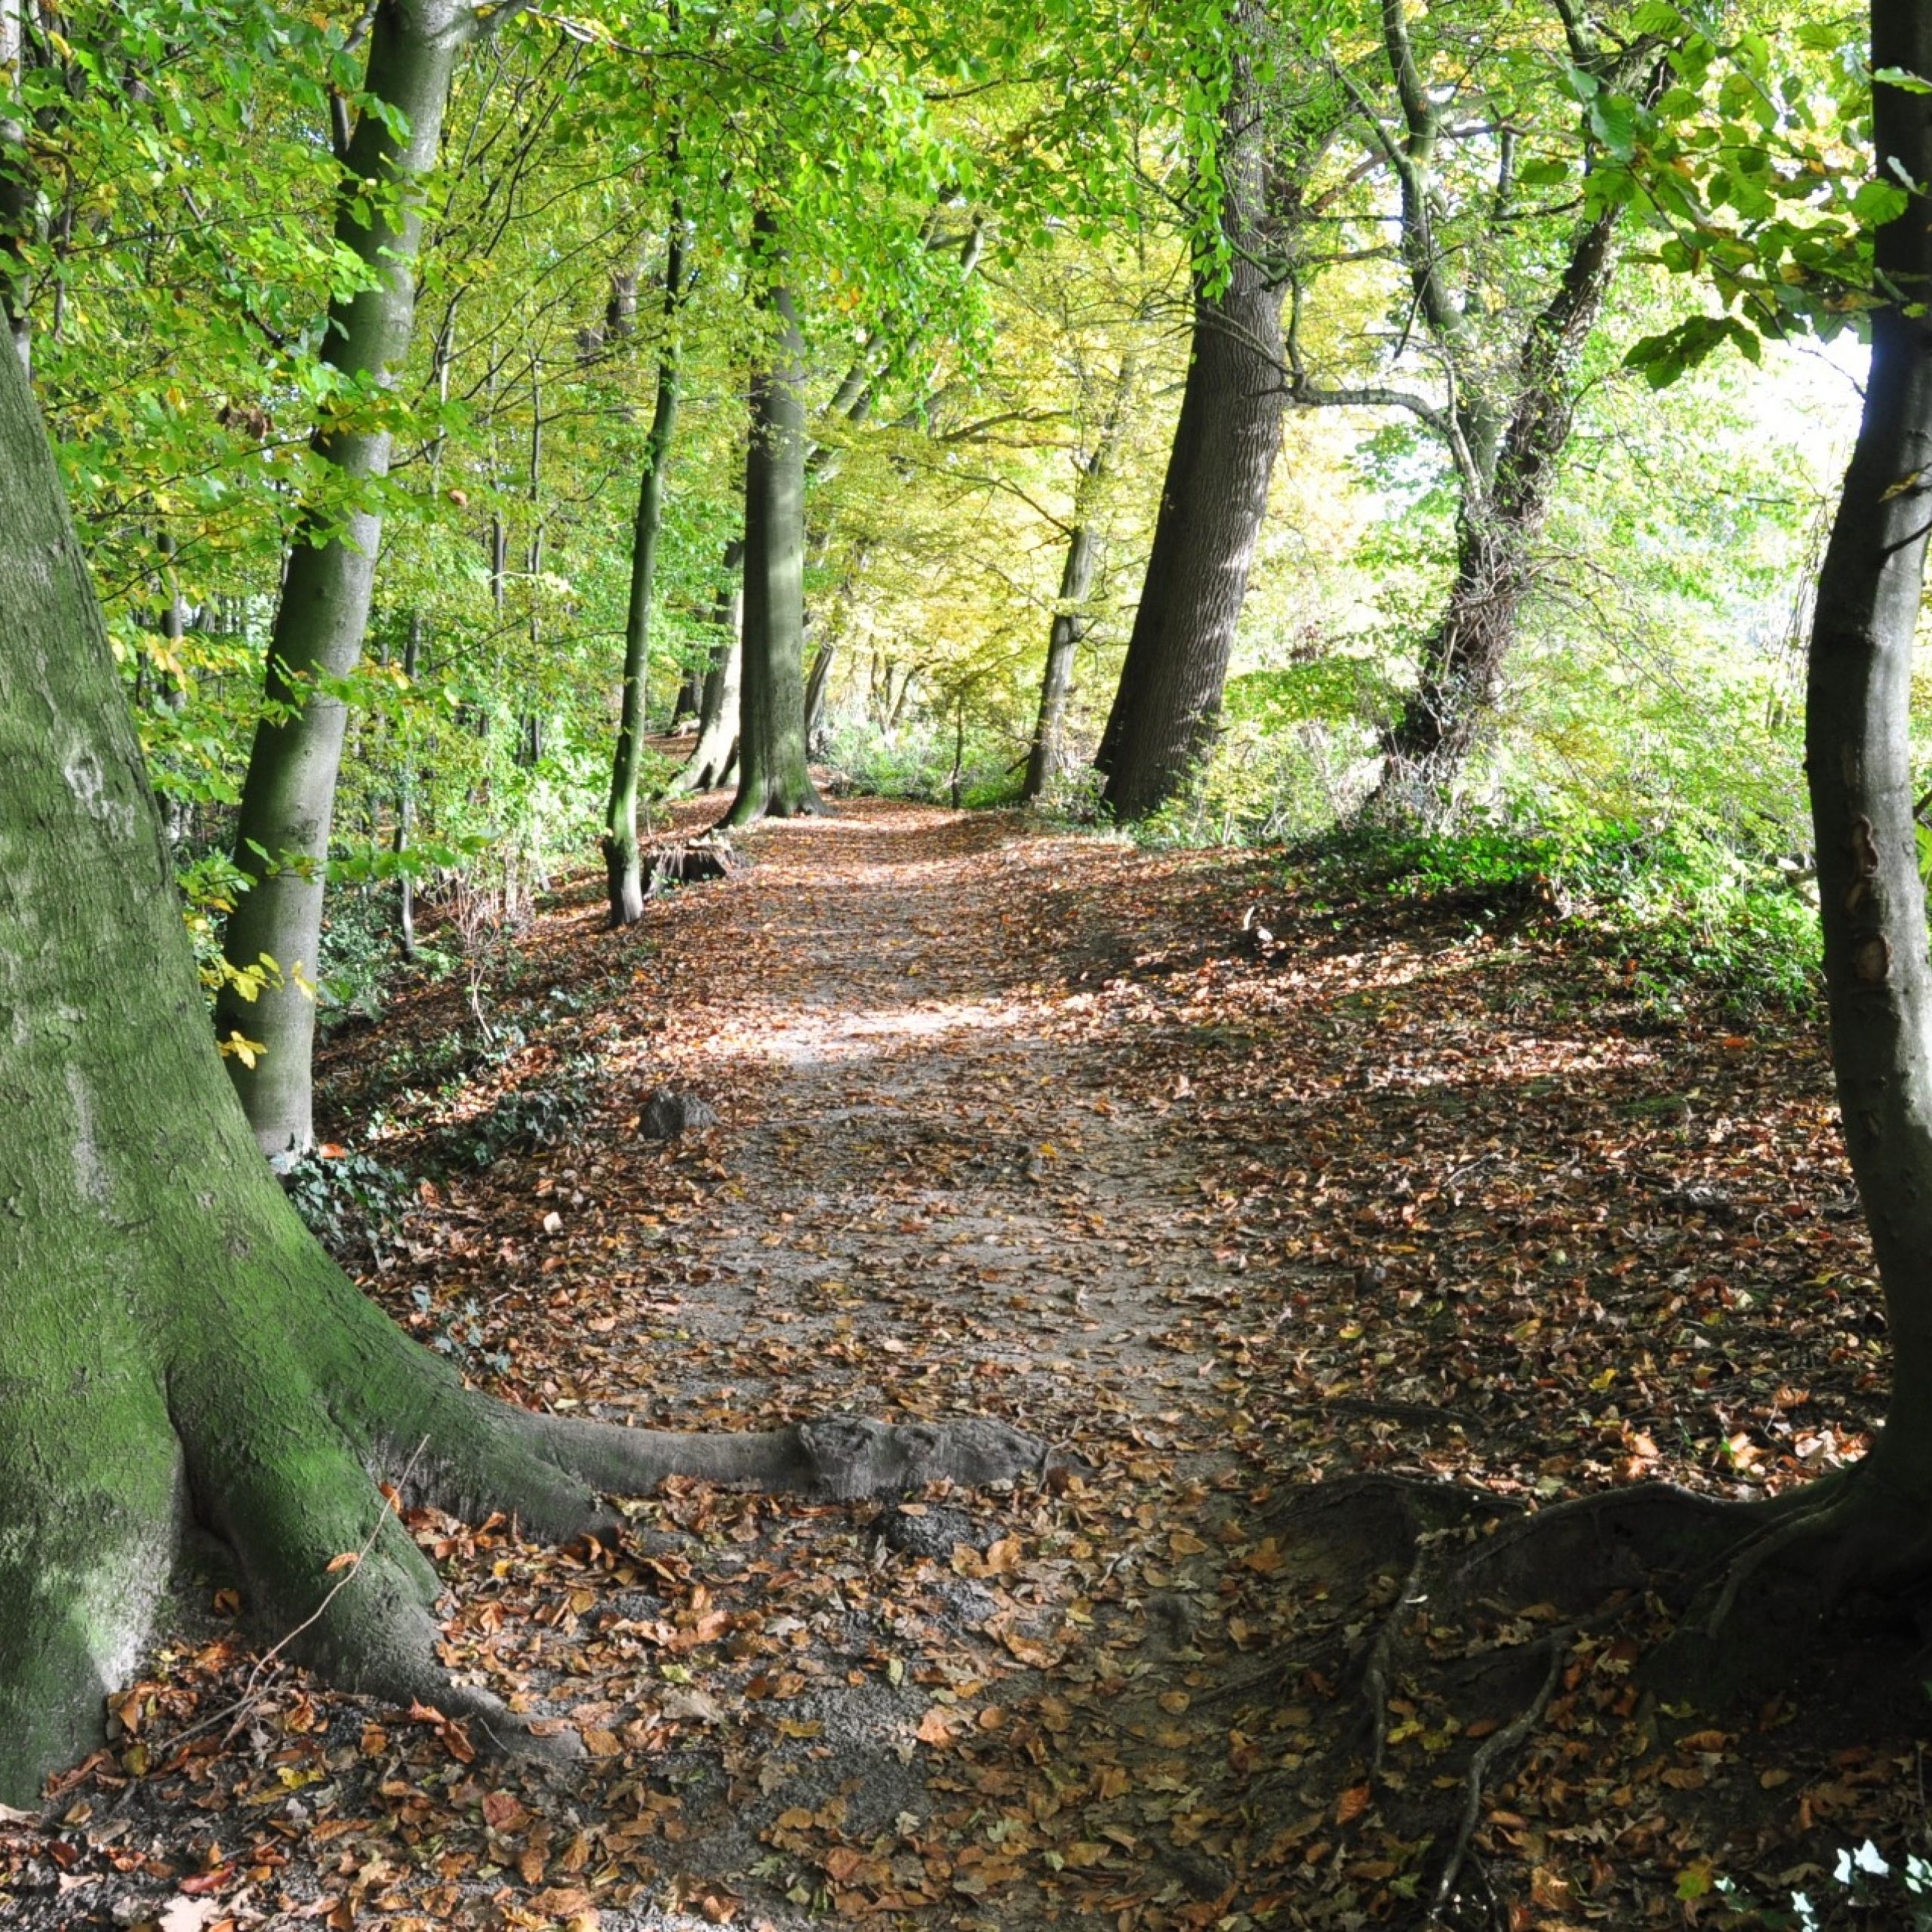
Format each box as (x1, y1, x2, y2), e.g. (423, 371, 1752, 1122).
(18, 796, 1916, 1932)
(521, 801, 1294, 1929)
(605, 804, 1231, 1464)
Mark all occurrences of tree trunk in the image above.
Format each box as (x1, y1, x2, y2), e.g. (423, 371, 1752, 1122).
(672, 537, 744, 792)
(1806, 6, 1932, 1491)
(1028, 354, 1135, 803)
(804, 638, 835, 747)
(395, 611, 422, 958)
(724, 208, 821, 826)
(214, 0, 466, 1161)
(603, 206, 686, 928)
(1025, 528, 1101, 802)
(1373, 205, 1624, 821)
(0, 0, 30, 371)
(0, 313, 1048, 1807)
(670, 666, 703, 728)
(1094, 0, 1286, 823)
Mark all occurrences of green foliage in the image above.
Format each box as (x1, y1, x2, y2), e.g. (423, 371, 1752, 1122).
(1297, 823, 1821, 1018)
(279, 1148, 413, 1269)
(1702, 1838, 1932, 1929)
(821, 715, 1023, 809)
(434, 1062, 596, 1171)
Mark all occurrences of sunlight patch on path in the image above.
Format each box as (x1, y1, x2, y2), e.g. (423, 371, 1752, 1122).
(701, 995, 1038, 1066)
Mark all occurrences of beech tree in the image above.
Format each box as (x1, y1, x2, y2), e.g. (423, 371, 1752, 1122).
(724, 205, 821, 826)
(1093, 0, 1291, 823)
(215, 0, 518, 1160)
(604, 195, 694, 923)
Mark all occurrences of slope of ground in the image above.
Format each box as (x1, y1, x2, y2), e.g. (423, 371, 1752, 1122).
(4, 800, 1924, 1931)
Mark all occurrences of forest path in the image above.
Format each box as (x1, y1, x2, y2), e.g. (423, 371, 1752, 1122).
(514, 800, 1289, 1930)
(23, 798, 1906, 1932)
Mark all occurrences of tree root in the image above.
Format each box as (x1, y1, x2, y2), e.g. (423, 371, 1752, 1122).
(1257, 1466, 1932, 1925)
(1430, 1633, 1568, 1923)
(521, 1408, 1053, 1503)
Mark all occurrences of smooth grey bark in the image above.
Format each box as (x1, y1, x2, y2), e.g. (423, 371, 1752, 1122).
(1025, 354, 1136, 802)
(672, 537, 745, 793)
(603, 206, 687, 926)
(0, 305, 1050, 1807)
(1094, 0, 1287, 822)
(724, 207, 820, 826)
(1806, 5, 1932, 1492)
(215, 0, 475, 1161)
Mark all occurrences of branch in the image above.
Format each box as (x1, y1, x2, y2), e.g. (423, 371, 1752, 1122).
(1289, 376, 1451, 442)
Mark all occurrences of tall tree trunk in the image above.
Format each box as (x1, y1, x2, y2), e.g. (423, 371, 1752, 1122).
(0, 308, 1047, 1807)
(673, 537, 745, 793)
(724, 207, 820, 826)
(603, 204, 686, 926)
(214, 0, 468, 1161)
(1372, 205, 1625, 820)
(1026, 528, 1102, 803)
(515, 363, 543, 770)
(671, 666, 702, 728)
(395, 611, 422, 958)
(1026, 354, 1136, 803)
(804, 638, 835, 746)
(1806, 6, 1932, 1493)
(1094, 0, 1286, 823)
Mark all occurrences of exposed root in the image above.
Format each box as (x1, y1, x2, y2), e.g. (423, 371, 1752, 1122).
(1700, 1487, 1854, 1637)
(1262, 1469, 1925, 1921)
(1430, 1633, 1569, 1924)
(521, 1408, 1053, 1502)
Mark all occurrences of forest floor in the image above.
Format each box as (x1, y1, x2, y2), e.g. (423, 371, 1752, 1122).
(8, 796, 1932, 1931)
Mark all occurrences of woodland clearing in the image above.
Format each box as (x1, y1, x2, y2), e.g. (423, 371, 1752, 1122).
(3, 795, 1923, 1930)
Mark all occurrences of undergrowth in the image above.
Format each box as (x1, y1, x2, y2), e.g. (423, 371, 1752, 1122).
(1289, 823, 1821, 1018)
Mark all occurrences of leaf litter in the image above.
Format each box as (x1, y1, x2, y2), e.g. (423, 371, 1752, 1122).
(5, 798, 1929, 1930)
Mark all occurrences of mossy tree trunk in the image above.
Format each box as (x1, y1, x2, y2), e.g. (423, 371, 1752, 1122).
(724, 207, 821, 827)
(0, 310, 1045, 1807)
(1094, 0, 1286, 823)
(214, 0, 474, 1162)
(602, 201, 688, 927)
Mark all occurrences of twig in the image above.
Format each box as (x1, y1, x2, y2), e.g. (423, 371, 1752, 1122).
(159, 1437, 433, 1753)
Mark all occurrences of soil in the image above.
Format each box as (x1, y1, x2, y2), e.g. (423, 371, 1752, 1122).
(6, 798, 1931, 1931)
